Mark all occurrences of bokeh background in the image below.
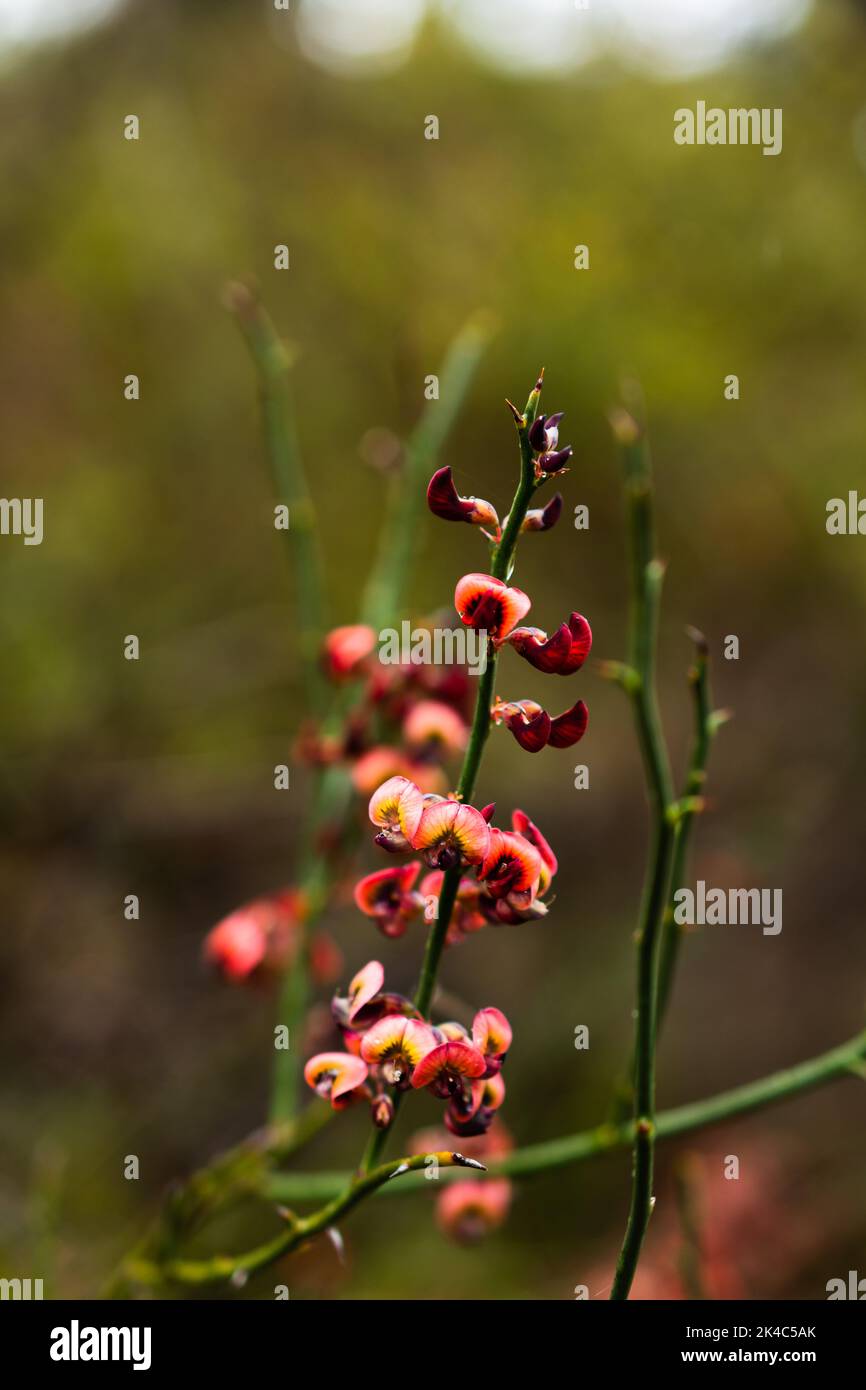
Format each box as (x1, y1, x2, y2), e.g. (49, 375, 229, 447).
(2, 0, 866, 1300)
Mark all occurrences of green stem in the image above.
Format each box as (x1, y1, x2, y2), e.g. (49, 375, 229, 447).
(229, 283, 328, 709)
(655, 634, 723, 1034)
(265, 1028, 866, 1203)
(130, 1152, 485, 1290)
(610, 412, 677, 1301)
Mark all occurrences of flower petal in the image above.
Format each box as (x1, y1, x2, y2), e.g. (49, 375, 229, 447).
(303, 1051, 368, 1104)
(411, 1040, 488, 1089)
(346, 960, 385, 1021)
(548, 699, 589, 748)
(472, 1007, 513, 1061)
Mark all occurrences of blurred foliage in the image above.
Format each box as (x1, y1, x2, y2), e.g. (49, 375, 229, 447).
(1, 0, 865, 1298)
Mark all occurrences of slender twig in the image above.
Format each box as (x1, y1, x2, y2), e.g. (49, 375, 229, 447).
(607, 404, 677, 1301)
(656, 630, 728, 1034)
(124, 1151, 486, 1290)
(264, 1028, 866, 1204)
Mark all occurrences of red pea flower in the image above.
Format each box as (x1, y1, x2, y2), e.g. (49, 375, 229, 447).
(472, 1007, 513, 1074)
(436, 1177, 512, 1244)
(445, 1072, 507, 1137)
(479, 830, 542, 908)
(411, 1039, 487, 1098)
(344, 960, 385, 1022)
(454, 573, 531, 645)
(508, 611, 592, 675)
(411, 797, 491, 870)
(360, 1015, 438, 1088)
(304, 1052, 369, 1109)
(491, 698, 551, 753)
(368, 775, 425, 851)
(492, 697, 588, 751)
(427, 466, 500, 533)
(353, 863, 425, 938)
(322, 624, 377, 679)
(512, 809, 558, 892)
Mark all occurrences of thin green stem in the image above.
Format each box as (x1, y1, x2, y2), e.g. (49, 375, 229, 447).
(656, 633, 724, 1035)
(128, 1151, 485, 1290)
(610, 412, 677, 1301)
(265, 1028, 866, 1203)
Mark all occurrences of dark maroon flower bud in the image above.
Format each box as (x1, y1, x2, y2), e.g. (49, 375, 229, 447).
(371, 1093, 395, 1130)
(537, 445, 573, 476)
(521, 492, 563, 533)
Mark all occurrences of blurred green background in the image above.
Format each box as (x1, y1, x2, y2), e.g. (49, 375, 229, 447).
(2, 0, 866, 1299)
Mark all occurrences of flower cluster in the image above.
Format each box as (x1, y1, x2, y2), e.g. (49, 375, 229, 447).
(298, 620, 473, 798)
(427, 392, 591, 754)
(304, 959, 512, 1137)
(356, 775, 558, 936)
(455, 572, 590, 753)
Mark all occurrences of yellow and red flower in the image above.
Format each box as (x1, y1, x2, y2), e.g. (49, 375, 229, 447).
(360, 1014, 438, 1087)
(353, 863, 425, 938)
(412, 797, 491, 870)
(368, 775, 425, 852)
(511, 808, 558, 892)
(344, 959, 385, 1022)
(479, 829, 542, 907)
(411, 1038, 487, 1099)
(427, 466, 500, 533)
(454, 573, 531, 645)
(303, 1051, 369, 1109)
(472, 1007, 513, 1074)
